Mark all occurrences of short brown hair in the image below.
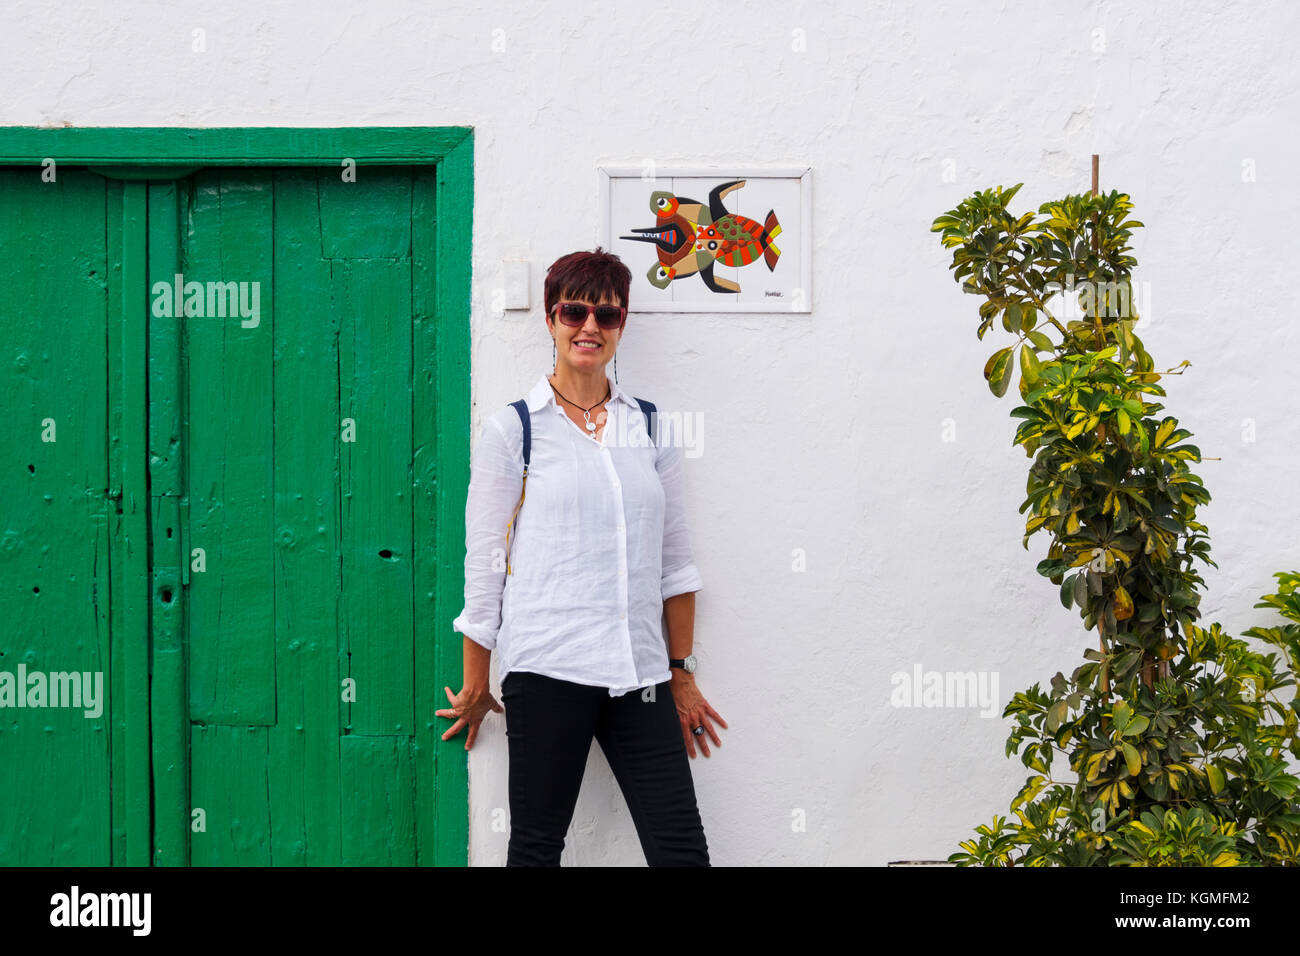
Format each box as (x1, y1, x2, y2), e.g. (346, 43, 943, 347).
(543, 247, 631, 319)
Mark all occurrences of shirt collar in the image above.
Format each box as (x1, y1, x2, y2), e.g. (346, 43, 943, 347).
(525, 373, 636, 414)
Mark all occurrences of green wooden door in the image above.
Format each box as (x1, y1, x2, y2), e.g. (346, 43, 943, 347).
(0, 135, 470, 866)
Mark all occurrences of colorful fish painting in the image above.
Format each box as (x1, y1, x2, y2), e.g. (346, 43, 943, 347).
(621, 179, 782, 293)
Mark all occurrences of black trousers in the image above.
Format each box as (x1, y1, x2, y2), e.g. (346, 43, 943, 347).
(501, 669, 710, 866)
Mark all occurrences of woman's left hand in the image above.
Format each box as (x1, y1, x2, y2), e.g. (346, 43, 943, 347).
(671, 673, 727, 758)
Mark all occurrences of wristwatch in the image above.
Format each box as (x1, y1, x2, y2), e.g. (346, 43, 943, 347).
(669, 654, 698, 674)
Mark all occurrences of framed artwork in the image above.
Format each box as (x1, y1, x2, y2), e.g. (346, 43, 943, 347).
(598, 165, 812, 312)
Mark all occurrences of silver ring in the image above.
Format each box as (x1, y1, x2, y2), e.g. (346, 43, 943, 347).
(692, 725, 704, 736)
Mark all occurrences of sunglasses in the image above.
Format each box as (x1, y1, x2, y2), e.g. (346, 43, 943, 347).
(552, 300, 627, 330)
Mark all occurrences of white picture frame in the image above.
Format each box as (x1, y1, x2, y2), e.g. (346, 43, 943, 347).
(598, 165, 812, 313)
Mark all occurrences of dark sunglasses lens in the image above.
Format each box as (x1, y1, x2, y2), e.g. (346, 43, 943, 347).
(594, 307, 624, 328)
(558, 303, 588, 325)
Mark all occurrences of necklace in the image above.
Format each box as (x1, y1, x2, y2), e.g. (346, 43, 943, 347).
(548, 376, 610, 435)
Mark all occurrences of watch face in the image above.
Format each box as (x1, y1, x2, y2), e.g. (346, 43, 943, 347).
(685, 655, 698, 673)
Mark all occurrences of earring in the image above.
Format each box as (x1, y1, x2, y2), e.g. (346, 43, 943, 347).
(552, 336, 556, 370)
(614, 352, 618, 384)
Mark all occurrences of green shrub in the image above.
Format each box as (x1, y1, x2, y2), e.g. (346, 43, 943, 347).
(932, 186, 1300, 866)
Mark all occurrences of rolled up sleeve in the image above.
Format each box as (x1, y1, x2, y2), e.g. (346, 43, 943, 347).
(655, 432, 703, 601)
(451, 414, 524, 651)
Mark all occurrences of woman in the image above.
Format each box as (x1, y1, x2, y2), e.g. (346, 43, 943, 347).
(437, 247, 726, 867)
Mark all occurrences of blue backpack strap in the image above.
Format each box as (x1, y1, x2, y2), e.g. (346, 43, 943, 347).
(635, 398, 656, 447)
(509, 399, 530, 473)
(505, 400, 531, 576)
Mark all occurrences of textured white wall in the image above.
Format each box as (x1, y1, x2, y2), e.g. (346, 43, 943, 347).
(10, 0, 1299, 866)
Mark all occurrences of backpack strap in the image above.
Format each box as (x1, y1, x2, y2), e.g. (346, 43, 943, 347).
(635, 398, 657, 447)
(509, 399, 530, 472)
(505, 400, 531, 575)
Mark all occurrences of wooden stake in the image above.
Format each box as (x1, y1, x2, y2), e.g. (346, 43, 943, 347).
(1090, 155, 1105, 348)
(1092, 153, 1112, 730)
(1095, 155, 1150, 695)
(1090, 155, 1101, 251)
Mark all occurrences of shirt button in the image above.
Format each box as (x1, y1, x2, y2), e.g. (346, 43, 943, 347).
(620, 612, 627, 620)
(619, 568, 626, 576)
(612, 481, 620, 489)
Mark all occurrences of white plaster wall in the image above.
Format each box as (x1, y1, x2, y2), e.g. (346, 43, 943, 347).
(9, 0, 1298, 866)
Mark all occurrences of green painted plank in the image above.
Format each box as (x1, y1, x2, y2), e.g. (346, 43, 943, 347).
(0, 127, 470, 165)
(185, 170, 276, 726)
(340, 736, 416, 865)
(147, 181, 189, 866)
(337, 250, 416, 736)
(0, 168, 112, 864)
(149, 495, 186, 865)
(120, 181, 152, 865)
(431, 134, 474, 866)
(411, 164, 462, 866)
(147, 181, 184, 497)
(319, 168, 412, 259)
(189, 724, 272, 864)
(266, 169, 343, 865)
(103, 176, 128, 866)
(411, 165, 439, 867)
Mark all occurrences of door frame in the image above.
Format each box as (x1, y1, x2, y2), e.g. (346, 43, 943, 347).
(0, 127, 473, 866)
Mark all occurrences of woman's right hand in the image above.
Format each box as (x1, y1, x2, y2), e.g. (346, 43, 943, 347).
(437, 683, 504, 750)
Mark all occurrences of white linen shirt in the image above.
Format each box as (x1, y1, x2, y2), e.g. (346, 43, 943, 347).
(452, 373, 703, 697)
